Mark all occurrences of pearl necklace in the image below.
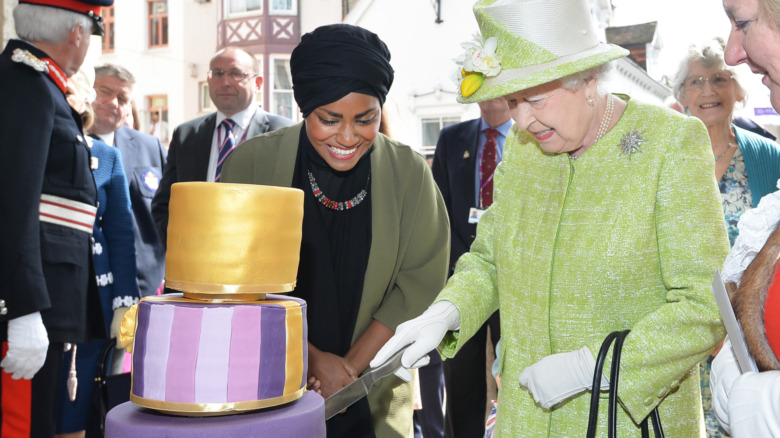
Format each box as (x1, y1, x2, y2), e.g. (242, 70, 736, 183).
(595, 93, 614, 144)
(570, 93, 614, 160)
(308, 169, 370, 211)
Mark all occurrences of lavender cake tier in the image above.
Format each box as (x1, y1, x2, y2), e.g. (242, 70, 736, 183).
(106, 392, 325, 438)
(130, 294, 307, 415)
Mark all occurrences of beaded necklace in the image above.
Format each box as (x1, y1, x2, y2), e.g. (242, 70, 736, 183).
(308, 169, 370, 211)
(570, 93, 614, 160)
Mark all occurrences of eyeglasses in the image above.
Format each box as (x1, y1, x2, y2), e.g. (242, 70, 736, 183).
(684, 72, 734, 90)
(207, 69, 255, 82)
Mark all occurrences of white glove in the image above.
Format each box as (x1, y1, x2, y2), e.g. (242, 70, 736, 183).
(728, 370, 780, 437)
(711, 340, 741, 433)
(518, 346, 607, 409)
(370, 301, 460, 372)
(1, 312, 49, 380)
(111, 307, 130, 339)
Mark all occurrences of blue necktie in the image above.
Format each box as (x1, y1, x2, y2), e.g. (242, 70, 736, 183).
(215, 118, 236, 181)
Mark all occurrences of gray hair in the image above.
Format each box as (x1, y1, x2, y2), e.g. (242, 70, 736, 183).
(672, 38, 746, 109)
(560, 63, 613, 95)
(14, 4, 93, 45)
(95, 63, 136, 85)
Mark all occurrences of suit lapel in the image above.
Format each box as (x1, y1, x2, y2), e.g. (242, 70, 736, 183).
(456, 119, 480, 207)
(192, 114, 217, 180)
(245, 110, 270, 140)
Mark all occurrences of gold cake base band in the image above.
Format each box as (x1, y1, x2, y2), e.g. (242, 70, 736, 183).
(165, 279, 297, 297)
(129, 388, 306, 416)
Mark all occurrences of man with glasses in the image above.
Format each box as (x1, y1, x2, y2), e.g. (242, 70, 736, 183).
(152, 46, 294, 245)
(90, 63, 167, 307)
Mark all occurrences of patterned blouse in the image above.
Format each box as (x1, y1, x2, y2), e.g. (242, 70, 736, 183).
(719, 146, 753, 247)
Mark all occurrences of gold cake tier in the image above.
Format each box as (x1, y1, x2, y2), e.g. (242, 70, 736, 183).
(165, 182, 303, 296)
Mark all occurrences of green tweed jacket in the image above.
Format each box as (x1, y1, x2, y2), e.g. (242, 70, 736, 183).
(221, 123, 450, 438)
(436, 97, 730, 437)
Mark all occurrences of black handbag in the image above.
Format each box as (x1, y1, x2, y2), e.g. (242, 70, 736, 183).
(586, 330, 665, 438)
(85, 338, 131, 438)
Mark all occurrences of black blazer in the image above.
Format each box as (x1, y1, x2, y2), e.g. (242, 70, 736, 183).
(152, 110, 295, 245)
(431, 118, 482, 273)
(0, 40, 103, 343)
(114, 126, 167, 298)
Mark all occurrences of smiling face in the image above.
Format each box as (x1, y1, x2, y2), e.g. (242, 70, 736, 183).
(723, 0, 780, 111)
(503, 79, 598, 155)
(680, 62, 743, 127)
(304, 92, 381, 172)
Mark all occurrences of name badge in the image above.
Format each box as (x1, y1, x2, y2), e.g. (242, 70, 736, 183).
(468, 207, 486, 224)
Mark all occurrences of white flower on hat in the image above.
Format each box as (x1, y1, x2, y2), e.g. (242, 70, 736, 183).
(459, 34, 501, 77)
(454, 34, 502, 98)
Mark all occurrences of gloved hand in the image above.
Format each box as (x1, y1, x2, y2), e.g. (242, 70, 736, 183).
(111, 306, 130, 339)
(727, 370, 780, 436)
(518, 346, 607, 409)
(711, 340, 741, 433)
(370, 301, 460, 372)
(1, 312, 49, 380)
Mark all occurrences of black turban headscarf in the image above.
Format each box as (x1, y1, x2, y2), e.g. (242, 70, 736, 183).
(290, 24, 394, 117)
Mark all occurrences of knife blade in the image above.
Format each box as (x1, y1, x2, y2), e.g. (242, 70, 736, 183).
(323, 344, 410, 420)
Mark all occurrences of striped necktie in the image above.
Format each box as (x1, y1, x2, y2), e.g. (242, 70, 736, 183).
(215, 118, 236, 181)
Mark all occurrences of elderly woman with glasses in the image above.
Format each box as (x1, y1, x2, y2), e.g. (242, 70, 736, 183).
(673, 38, 780, 247)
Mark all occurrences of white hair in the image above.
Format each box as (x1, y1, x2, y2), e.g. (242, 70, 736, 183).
(14, 4, 93, 45)
(672, 38, 747, 110)
(560, 63, 613, 95)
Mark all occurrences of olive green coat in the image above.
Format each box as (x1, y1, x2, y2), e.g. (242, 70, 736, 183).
(436, 97, 729, 437)
(222, 124, 450, 438)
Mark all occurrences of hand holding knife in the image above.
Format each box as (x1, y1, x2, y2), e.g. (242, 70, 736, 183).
(324, 344, 411, 420)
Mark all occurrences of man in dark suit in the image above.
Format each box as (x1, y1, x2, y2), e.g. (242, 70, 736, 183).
(0, 1, 110, 435)
(90, 63, 167, 306)
(431, 97, 512, 438)
(152, 46, 295, 245)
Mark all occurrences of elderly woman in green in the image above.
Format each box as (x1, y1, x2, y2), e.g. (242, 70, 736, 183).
(372, 0, 730, 436)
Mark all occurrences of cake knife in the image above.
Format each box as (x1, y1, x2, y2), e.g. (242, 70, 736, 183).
(323, 344, 411, 420)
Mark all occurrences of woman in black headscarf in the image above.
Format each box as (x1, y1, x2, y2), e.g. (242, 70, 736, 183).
(221, 24, 450, 437)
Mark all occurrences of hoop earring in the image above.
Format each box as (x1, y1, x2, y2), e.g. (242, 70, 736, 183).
(587, 97, 595, 106)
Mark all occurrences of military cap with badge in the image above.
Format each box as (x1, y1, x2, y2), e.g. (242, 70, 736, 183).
(19, 0, 114, 36)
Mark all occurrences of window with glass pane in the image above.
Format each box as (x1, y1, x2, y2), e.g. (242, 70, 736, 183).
(230, 0, 262, 14)
(101, 6, 115, 53)
(422, 116, 460, 146)
(272, 58, 297, 120)
(148, 0, 168, 48)
(272, 0, 294, 12)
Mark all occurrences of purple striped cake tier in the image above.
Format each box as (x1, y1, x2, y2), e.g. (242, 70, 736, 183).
(129, 294, 307, 415)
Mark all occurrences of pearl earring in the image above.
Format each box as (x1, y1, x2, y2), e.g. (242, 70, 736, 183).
(587, 97, 595, 106)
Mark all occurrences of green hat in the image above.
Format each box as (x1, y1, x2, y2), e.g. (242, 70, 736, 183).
(456, 0, 629, 103)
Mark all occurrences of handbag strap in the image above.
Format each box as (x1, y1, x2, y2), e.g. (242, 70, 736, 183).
(586, 330, 665, 438)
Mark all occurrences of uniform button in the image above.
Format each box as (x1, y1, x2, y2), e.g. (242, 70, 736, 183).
(670, 379, 680, 389)
(0, 308, 6, 316)
(656, 387, 666, 398)
(644, 397, 654, 406)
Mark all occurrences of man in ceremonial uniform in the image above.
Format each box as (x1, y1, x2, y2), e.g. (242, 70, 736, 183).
(0, 1, 110, 436)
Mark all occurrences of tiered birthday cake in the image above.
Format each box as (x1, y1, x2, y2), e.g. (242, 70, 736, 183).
(105, 182, 325, 438)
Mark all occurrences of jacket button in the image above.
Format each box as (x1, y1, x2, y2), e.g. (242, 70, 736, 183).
(644, 397, 654, 406)
(656, 387, 666, 398)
